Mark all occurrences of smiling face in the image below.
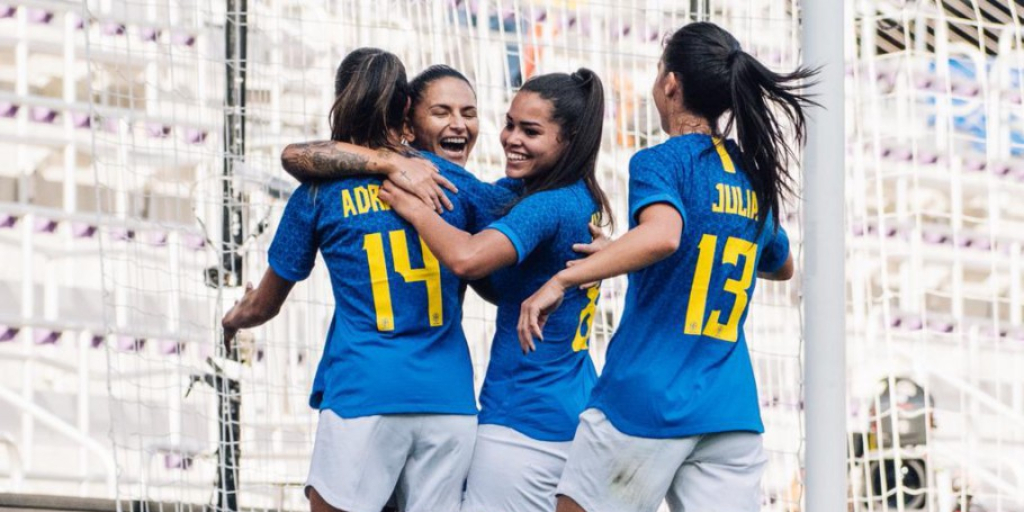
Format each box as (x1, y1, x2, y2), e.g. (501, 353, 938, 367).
(500, 91, 565, 180)
(407, 77, 479, 166)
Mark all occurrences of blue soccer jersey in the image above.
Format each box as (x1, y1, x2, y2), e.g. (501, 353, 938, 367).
(478, 180, 600, 442)
(268, 152, 517, 418)
(588, 134, 790, 439)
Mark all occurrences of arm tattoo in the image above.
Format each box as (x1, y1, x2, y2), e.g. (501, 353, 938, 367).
(281, 141, 373, 181)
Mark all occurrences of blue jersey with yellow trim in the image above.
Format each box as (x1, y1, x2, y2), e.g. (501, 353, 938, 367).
(588, 134, 790, 438)
(479, 180, 600, 442)
(268, 152, 518, 418)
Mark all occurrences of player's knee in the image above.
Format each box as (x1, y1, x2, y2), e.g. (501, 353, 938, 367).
(555, 494, 588, 512)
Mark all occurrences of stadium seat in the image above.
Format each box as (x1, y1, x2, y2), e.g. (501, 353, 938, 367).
(0, 325, 17, 342)
(26, 9, 52, 24)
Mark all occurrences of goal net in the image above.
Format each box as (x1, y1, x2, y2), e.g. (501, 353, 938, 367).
(0, 1, 803, 511)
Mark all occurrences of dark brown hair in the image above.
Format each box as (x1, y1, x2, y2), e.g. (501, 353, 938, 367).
(663, 22, 819, 232)
(516, 68, 613, 229)
(329, 48, 409, 152)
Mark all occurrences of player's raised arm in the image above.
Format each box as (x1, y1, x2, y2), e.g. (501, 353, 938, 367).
(281, 141, 456, 212)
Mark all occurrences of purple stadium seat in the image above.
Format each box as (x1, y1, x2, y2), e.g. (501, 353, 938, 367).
(72, 222, 96, 238)
(1010, 162, 1024, 181)
(146, 123, 171, 138)
(159, 339, 184, 355)
(960, 237, 993, 251)
(184, 128, 207, 144)
(163, 452, 193, 470)
(899, 315, 924, 331)
(34, 217, 57, 233)
(927, 318, 955, 333)
(27, 9, 52, 24)
(963, 155, 986, 172)
(170, 32, 195, 46)
(183, 233, 206, 251)
(991, 162, 1012, 176)
(101, 22, 125, 36)
(142, 230, 168, 247)
(91, 335, 105, 348)
(30, 107, 58, 124)
(34, 330, 61, 345)
(109, 227, 135, 241)
(0, 325, 17, 342)
(117, 336, 145, 352)
(0, 102, 17, 118)
(139, 27, 160, 42)
(610, 21, 630, 38)
(0, 214, 16, 228)
(72, 112, 92, 129)
(922, 230, 947, 245)
(0, 5, 14, 18)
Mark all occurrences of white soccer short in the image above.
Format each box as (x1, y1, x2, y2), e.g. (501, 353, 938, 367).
(305, 409, 476, 512)
(556, 408, 767, 512)
(460, 424, 573, 512)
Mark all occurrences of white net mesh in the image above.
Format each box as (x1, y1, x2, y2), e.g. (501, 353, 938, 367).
(848, 1, 1024, 510)
(0, 1, 804, 511)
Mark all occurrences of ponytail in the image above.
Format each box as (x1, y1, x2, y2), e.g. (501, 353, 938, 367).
(662, 22, 819, 233)
(726, 51, 818, 233)
(516, 68, 615, 230)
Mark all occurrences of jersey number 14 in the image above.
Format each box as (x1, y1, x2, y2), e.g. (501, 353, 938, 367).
(684, 234, 758, 343)
(363, 230, 443, 332)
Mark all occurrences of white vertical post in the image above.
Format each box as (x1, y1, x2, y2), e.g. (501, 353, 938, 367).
(801, 0, 846, 511)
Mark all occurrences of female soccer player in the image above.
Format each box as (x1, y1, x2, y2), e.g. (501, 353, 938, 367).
(221, 48, 513, 512)
(517, 23, 816, 512)
(378, 68, 611, 512)
(280, 64, 484, 213)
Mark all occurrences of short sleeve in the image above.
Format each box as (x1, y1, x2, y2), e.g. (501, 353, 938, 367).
(758, 225, 790, 273)
(628, 149, 687, 228)
(268, 184, 319, 282)
(441, 163, 520, 231)
(486, 192, 561, 264)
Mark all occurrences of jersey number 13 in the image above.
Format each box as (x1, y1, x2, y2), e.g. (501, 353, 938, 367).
(684, 234, 758, 343)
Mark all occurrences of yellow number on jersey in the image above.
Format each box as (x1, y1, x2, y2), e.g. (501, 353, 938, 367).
(362, 230, 444, 331)
(572, 286, 601, 352)
(684, 234, 758, 343)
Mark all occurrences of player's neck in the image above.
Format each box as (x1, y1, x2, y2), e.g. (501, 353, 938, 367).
(666, 111, 711, 138)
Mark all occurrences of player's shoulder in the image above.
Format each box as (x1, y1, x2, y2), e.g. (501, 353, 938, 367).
(629, 140, 684, 171)
(420, 151, 474, 181)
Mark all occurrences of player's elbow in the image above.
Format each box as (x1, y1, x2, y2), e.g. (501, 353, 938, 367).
(280, 144, 303, 176)
(652, 232, 680, 259)
(449, 256, 490, 281)
(760, 256, 795, 281)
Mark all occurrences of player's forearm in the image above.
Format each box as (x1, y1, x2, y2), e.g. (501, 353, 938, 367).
(552, 222, 678, 290)
(404, 209, 508, 280)
(222, 269, 295, 330)
(281, 140, 393, 182)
